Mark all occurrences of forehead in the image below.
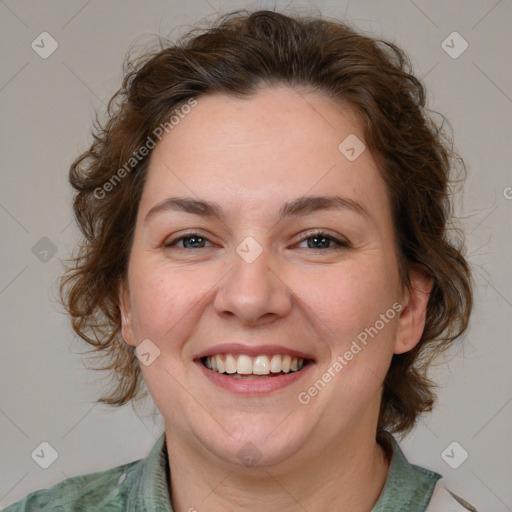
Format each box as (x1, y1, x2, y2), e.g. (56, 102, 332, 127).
(139, 86, 390, 221)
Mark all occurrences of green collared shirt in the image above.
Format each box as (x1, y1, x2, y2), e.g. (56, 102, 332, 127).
(2, 432, 475, 511)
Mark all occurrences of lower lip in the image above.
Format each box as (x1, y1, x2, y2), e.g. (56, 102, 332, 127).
(195, 360, 314, 395)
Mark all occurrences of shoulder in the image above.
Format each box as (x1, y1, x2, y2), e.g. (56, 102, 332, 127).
(425, 479, 478, 512)
(1, 458, 142, 512)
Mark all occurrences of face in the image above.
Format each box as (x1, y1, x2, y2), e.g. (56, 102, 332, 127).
(120, 86, 429, 469)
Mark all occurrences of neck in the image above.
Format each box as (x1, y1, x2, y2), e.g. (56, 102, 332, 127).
(165, 425, 390, 512)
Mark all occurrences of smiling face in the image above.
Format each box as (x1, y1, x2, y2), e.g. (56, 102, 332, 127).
(119, 85, 429, 469)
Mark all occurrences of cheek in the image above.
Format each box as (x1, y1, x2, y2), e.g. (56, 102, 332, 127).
(290, 259, 400, 417)
(127, 258, 212, 341)
(293, 258, 399, 341)
(293, 257, 401, 398)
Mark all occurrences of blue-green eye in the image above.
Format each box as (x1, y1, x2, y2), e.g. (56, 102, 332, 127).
(165, 234, 213, 249)
(297, 231, 350, 250)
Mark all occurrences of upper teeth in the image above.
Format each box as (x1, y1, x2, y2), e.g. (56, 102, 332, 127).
(204, 354, 305, 375)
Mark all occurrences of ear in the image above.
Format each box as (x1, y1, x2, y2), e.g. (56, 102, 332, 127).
(394, 265, 433, 355)
(118, 279, 136, 347)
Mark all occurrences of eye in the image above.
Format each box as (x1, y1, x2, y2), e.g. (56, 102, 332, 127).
(296, 231, 350, 250)
(164, 232, 214, 249)
(163, 230, 350, 251)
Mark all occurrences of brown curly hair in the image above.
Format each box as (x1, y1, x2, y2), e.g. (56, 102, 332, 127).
(60, 9, 472, 434)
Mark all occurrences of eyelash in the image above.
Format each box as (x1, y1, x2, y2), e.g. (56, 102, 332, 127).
(164, 230, 351, 251)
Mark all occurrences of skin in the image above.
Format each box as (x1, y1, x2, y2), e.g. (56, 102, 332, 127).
(119, 86, 431, 512)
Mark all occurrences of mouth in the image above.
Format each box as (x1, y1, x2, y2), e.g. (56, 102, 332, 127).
(201, 353, 312, 379)
(194, 345, 316, 394)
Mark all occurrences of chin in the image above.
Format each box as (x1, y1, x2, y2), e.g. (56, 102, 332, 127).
(195, 415, 312, 470)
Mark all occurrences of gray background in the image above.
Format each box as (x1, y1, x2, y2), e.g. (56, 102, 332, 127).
(1, 0, 511, 510)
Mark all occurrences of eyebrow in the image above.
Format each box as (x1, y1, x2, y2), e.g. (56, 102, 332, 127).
(144, 195, 369, 224)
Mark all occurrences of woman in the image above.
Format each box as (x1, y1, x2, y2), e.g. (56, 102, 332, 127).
(4, 9, 476, 512)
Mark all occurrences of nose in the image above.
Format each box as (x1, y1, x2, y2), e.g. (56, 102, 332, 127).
(213, 244, 293, 326)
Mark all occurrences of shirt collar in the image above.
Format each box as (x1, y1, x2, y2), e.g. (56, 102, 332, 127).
(127, 432, 173, 512)
(371, 431, 442, 511)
